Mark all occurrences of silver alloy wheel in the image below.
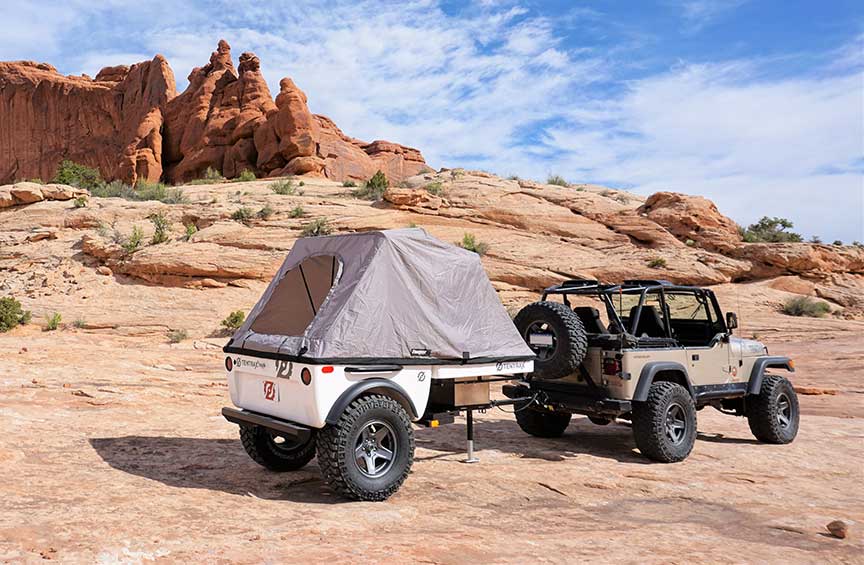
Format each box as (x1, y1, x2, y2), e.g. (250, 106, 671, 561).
(664, 403, 687, 445)
(354, 420, 397, 478)
(776, 393, 792, 430)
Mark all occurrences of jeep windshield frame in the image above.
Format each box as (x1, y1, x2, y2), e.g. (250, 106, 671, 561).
(541, 279, 727, 346)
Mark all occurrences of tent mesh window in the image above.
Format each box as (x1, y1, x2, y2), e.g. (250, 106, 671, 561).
(250, 255, 341, 336)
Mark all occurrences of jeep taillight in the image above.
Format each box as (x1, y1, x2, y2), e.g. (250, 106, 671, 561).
(603, 358, 621, 375)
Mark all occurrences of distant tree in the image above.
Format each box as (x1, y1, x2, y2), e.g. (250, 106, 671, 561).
(741, 217, 802, 243)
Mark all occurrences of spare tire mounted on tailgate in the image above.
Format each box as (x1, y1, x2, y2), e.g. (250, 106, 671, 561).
(514, 301, 587, 379)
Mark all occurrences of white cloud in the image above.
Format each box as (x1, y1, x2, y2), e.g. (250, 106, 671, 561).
(675, 0, 748, 33)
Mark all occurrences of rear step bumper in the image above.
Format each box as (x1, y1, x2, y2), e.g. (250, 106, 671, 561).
(222, 407, 313, 442)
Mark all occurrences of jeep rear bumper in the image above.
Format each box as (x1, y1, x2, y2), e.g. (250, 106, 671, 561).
(222, 407, 313, 443)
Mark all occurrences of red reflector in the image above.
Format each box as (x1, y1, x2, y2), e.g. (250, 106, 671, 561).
(321, 366, 334, 374)
(225, 357, 233, 371)
(301, 368, 312, 385)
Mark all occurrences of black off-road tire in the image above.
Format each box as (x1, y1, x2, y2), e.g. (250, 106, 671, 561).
(632, 382, 697, 463)
(746, 375, 799, 444)
(316, 395, 415, 502)
(514, 301, 588, 380)
(239, 424, 316, 472)
(515, 406, 572, 438)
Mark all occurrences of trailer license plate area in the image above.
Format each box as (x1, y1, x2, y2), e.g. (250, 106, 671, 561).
(262, 380, 279, 402)
(529, 333, 554, 346)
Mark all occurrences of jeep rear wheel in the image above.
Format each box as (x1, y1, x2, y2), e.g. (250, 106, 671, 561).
(239, 425, 316, 472)
(632, 382, 696, 463)
(747, 375, 799, 444)
(514, 406, 572, 438)
(316, 395, 415, 501)
(514, 301, 587, 380)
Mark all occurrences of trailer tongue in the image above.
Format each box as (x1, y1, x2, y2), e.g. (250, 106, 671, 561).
(222, 228, 535, 501)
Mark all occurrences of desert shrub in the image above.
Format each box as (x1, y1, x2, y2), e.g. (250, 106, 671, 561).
(299, 181, 305, 186)
(184, 223, 198, 241)
(221, 310, 246, 330)
(149, 212, 170, 244)
(167, 329, 188, 343)
(547, 174, 569, 187)
(53, 160, 104, 191)
(832, 240, 843, 246)
(44, 312, 62, 331)
(853, 241, 863, 248)
(507, 174, 520, 181)
(353, 170, 389, 200)
(809, 235, 822, 244)
(425, 181, 444, 196)
(407, 222, 418, 228)
(26, 178, 44, 184)
(614, 194, 630, 204)
(257, 205, 275, 220)
(0, 297, 31, 332)
(73, 196, 88, 208)
(460, 233, 489, 256)
(234, 169, 257, 182)
(187, 167, 225, 185)
(781, 296, 830, 318)
(301, 217, 332, 237)
(685, 239, 696, 247)
(122, 225, 144, 255)
(648, 257, 667, 269)
(91, 180, 133, 199)
(342, 179, 357, 187)
(73, 318, 87, 329)
(136, 181, 189, 204)
(231, 207, 254, 223)
(741, 217, 802, 243)
(270, 179, 297, 195)
(289, 205, 305, 218)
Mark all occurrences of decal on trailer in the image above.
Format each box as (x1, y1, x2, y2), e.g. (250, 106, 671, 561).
(263, 380, 278, 401)
(496, 361, 526, 371)
(275, 359, 293, 380)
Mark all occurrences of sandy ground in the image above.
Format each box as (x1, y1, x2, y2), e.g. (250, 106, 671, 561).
(1, 322, 862, 564)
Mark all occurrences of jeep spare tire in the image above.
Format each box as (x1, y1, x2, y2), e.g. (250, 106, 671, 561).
(514, 301, 587, 379)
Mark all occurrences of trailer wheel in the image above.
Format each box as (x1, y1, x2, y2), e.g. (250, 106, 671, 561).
(515, 406, 572, 438)
(514, 301, 587, 380)
(239, 425, 316, 472)
(317, 394, 415, 501)
(631, 382, 696, 463)
(747, 375, 799, 444)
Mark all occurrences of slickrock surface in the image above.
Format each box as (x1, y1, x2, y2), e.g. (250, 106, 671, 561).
(0, 171, 861, 563)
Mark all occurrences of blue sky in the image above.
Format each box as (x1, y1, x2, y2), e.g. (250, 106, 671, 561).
(2, 0, 862, 241)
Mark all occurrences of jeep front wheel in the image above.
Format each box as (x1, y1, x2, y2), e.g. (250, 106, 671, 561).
(316, 395, 415, 501)
(747, 375, 799, 444)
(239, 425, 316, 472)
(632, 382, 696, 463)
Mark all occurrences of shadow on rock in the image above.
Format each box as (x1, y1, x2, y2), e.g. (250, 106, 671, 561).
(88, 436, 342, 504)
(415, 417, 651, 465)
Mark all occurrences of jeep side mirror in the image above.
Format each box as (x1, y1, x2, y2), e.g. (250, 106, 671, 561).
(726, 312, 738, 331)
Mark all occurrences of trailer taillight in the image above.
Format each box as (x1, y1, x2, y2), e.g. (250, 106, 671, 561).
(301, 368, 312, 385)
(321, 366, 334, 374)
(603, 358, 621, 375)
(225, 357, 233, 372)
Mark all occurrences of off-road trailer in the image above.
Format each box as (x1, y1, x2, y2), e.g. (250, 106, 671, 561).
(221, 229, 537, 501)
(505, 279, 799, 462)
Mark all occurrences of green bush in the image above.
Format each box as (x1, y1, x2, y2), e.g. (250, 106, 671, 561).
(235, 169, 257, 182)
(44, 312, 62, 331)
(184, 223, 198, 241)
(648, 257, 667, 269)
(221, 310, 246, 330)
(0, 297, 31, 332)
(301, 217, 332, 237)
(353, 170, 389, 201)
(460, 233, 489, 256)
(832, 240, 843, 246)
(167, 329, 188, 343)
(809, 235, 822, 244)
(342, 179, 357, 188)
(257, 205, 275, 220)
(270, 179, 297, 195)
(547, 174, 569, 187)
(231, 207, 254, 223)
(90, 180, 187, 204)
(289, 205, 305, 218)
(425, 181, 444, 196)
(53, 160, 104, 190)
(122, 225, 144, 255)
(781, 296, 830, 318)
(299, 181, 305, 186)
(187, 167, 225, 185)
(149, 212, 170, 244)
(73, 318, 87, 329)
(73, 196, 88, 208)
(741, 217, 802, 243)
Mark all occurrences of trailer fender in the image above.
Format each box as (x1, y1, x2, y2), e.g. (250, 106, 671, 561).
(633, 362, 694, 402)
(747, 356, 794, 395)
(325, 378, 419, 425)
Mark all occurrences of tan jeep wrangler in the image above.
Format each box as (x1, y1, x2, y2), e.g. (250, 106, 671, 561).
(505, 280, 799, 462)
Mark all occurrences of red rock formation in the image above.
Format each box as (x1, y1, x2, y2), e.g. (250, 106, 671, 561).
(0, 40, 427, 186)
(0, 57, 175, 185)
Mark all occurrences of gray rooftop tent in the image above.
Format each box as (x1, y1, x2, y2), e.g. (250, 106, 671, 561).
(225, 228, 534, 365)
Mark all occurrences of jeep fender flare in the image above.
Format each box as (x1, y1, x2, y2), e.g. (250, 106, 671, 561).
(633, 362, 694, 402)
(747, 356, 794, 395)
(325, 378, 419, 426)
